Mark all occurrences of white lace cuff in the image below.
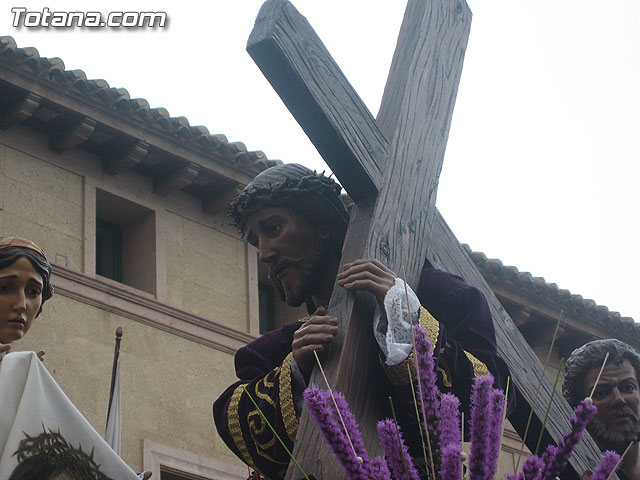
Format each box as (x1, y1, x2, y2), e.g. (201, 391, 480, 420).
(373, 277, 421, 366)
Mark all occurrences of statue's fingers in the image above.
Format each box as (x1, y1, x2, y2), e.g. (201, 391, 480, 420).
(304, 333, 336, 345)
(339, 272, 391, 296)
(295, 326, 338, 342)
(293, 331, 336, 350)
(339, 270, 379, 284)
(344, 258, 395, 275)
(367, 258, 396, 276)
(340, 260, 393, 282)
(340, 279, 384, 296)
(303, 317, 338, 330)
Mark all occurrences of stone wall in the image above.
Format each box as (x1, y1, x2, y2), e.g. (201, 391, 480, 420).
(164, 211, 249, 332)
(0, 146, 83, 271)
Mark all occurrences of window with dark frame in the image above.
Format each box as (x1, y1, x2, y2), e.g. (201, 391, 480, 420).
(96, 218, 122, 282)
(95, 189, 156, 294)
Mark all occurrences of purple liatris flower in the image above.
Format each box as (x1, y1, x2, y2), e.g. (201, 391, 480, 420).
(440, 443, 463, 480)
(439, 395, 464, 480)
(333, 387, 368, 456)
(485, 388, 506, 480)
(591, 451, 621, 480)
(519, 454, 544, 480)
(539, 399, 597, 480)
(413, 324, 441, 455)
(367, 456, 392, 480)
(439, 394, 461, 449)
(303, 385, 370, 480)
(377, 419, 420, 480)
(468, 374, 495, 480)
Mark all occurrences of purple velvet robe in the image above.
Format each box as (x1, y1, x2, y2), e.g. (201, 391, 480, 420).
(213, 268, 512, 479)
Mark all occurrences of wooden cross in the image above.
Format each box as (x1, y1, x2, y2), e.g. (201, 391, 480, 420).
(248, 1, 603, 478)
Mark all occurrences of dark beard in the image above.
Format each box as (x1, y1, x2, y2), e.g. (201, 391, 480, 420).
(587, 406, 640, 453)
(268, 236, 332, 308)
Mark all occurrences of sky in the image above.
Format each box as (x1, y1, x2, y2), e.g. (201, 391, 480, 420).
(3, 1, 639, 320)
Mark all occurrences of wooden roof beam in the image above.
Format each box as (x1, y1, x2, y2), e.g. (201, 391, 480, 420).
(202, 185, 240, 215)
(103, 140, 149, 175)
(521, 321, 566, 348)
(50, 116, 96, 153)
(154, 164, 199, 196)
(0, 92, 40, 130)
(511, 306, 532, 327)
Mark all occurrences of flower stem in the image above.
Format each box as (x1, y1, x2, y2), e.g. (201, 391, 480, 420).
(535, 358, 565, 456)
(313, 350, 360, 462)
(515, 316, 563, 472)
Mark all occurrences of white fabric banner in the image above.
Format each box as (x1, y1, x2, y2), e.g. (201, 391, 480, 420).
(105, 357, 121, 456)
(0, 351, 138, 479)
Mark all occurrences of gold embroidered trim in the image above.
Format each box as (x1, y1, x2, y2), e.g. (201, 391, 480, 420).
(298, 316, 310, 323)
(248, 410, 267, 436)
(262, 370, 277, 389)
(382, 351, 416, 385)
(419, 307, 440, 346)
(382, 307, 440, 385)
(464, 350, 489, 377)
(227, 383, 258, 472)
(437, 362, 453, 388)
(255, 370, 278, 406)
(279, 352, 299, 442)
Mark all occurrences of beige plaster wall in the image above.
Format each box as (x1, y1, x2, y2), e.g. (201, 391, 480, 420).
(164, 211, 249, 332)
(12, 293, 244, 472)
(0, 146, 83, 270)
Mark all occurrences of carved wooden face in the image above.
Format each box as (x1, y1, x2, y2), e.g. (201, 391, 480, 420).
(0, 256, 43, 344)
(247, 206, 330, 307)
(584, 358, 640, 451)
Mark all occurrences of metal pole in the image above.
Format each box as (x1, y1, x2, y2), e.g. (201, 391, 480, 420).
(106, 326, 123, 431)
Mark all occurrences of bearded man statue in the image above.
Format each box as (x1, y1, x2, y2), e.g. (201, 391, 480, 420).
(564, 339, 640, 480)
(214, 163, 513, 479)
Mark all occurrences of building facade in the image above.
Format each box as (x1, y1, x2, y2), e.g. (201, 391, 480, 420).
(0, 35, 283, 479)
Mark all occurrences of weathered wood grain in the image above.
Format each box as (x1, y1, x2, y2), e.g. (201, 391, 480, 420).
(253, 1, 470, 478)
(248, 0, 605, 479)
(369, 0, 472, 286)
(247, 0, 385, 202)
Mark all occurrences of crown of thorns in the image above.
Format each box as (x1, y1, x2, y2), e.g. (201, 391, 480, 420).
(229, 169, 345, 236)
(11, 428, 113, 480)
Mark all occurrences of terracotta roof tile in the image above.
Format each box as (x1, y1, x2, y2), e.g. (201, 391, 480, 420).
(0, 35, 280, 175)
(464, 245, 637, 338)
